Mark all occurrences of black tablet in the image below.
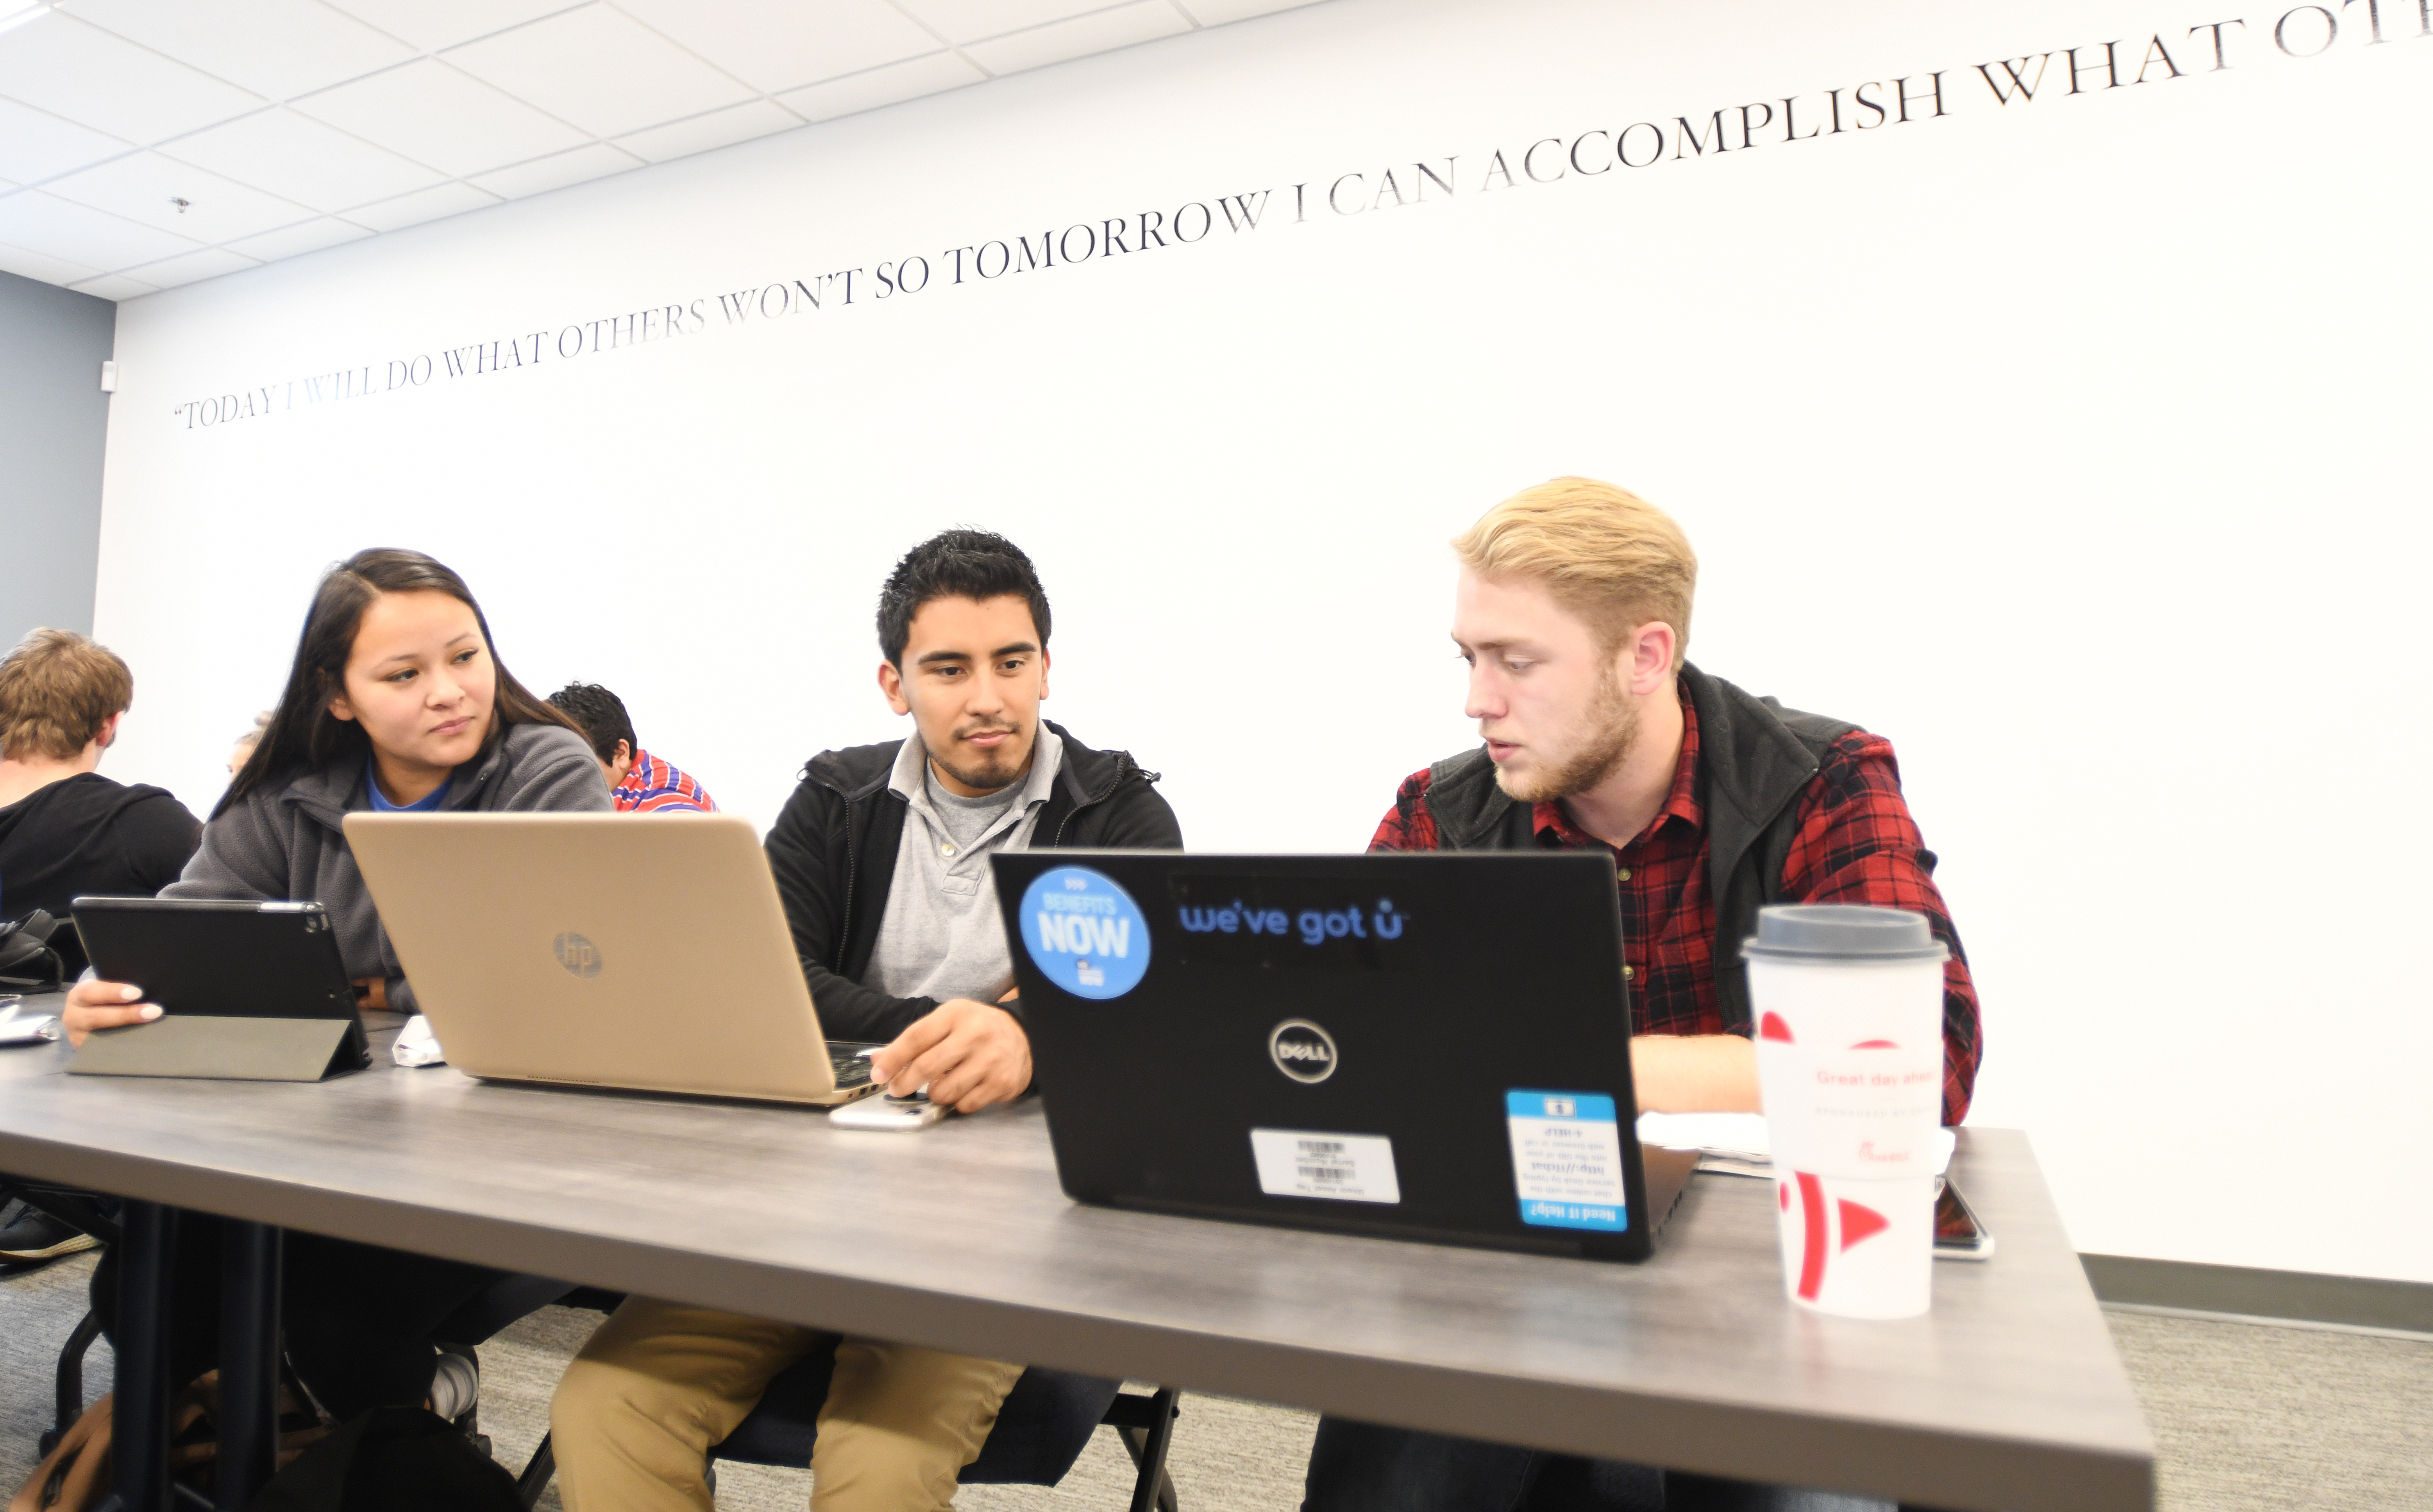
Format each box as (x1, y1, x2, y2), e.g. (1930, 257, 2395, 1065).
(71, 897, 371, 1071)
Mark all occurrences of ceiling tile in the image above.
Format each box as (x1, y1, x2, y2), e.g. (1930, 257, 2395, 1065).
(963, 2, 1190, 75)
(772, 50, 983, 125)
(319, 0, 581, 53)
(67, 271, 161, 300)
(613, 98, 799, 164)
(469, 141, 639, 200)
(44, 149, 318, 241)
(0, 189, 202, 270)
(291, 58, 590, 178)
(0, 237, 105, 284)
(159, 107, 444, 214)
(60, 0, 415, 100)
(611, 0, 937, 95)
(442, 6, 755, 139)
(894, 0, 1118, 46)
(1175, 0, 1323, 21)
(341, 179, 499, 233)
(223, 215, 373, 261)
(0, 10, 263, 144)
(0, 96, 134, 185)
(118, 245, 262, 287)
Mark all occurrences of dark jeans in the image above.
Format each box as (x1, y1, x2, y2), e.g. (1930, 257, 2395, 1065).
(1301, 1419, 1897, 1512)
(91, 1213, 508, 1421)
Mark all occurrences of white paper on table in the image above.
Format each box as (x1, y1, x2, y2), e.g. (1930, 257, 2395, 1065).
(0, 1003, 59, 1044)
(391, 1013, 447, 1068)
(1635, 1112, 1953, 1178)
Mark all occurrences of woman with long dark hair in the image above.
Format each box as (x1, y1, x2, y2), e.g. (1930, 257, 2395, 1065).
(60, 548, 611, 1435)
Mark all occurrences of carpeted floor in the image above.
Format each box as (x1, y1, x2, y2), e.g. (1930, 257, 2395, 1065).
(4, 1251, 2427, 1510)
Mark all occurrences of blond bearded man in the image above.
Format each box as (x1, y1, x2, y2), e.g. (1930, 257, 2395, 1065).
(1301, 478, 1981, 1512)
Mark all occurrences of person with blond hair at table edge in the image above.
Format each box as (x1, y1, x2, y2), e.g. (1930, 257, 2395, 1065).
(1300, 477, 1982, 1512)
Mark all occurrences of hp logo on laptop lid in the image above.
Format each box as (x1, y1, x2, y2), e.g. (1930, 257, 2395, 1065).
(1268, 1019, 1337, 1084)
(552, 932, 602, 978)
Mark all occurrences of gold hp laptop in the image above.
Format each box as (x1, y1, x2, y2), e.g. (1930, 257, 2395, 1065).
(345, 812, 881, 1106)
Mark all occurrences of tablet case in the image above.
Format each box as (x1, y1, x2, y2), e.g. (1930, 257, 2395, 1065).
(70, 1014, 359, 1081)
(67, 897, 372, 1083)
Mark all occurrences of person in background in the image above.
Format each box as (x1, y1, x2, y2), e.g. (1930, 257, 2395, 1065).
(0, 628, 202, 976)
(57, 548, 612, 1439)
(546, 682, 717, 812)
(549, 530, 1182, 1512)
(0, 628, 202, 1272)
(227, 709, 271, 776)
(1300, 477, 1981, 1512)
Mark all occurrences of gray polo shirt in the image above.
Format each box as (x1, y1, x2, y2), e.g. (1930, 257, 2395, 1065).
(867, 728, 1065, 1005)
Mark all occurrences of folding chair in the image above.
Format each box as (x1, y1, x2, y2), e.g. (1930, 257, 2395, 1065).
(0, 1181, 122, 1458)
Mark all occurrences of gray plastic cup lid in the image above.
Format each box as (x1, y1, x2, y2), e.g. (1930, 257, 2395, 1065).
(1743, 903, 1950, 963)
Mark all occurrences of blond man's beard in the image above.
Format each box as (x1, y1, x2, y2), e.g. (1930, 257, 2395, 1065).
(1493, 669, 1640, 804)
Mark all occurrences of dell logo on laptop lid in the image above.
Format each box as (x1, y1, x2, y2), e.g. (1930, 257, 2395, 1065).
(1268, 1018, 1337, 1084)
(552, 932, 602, 978)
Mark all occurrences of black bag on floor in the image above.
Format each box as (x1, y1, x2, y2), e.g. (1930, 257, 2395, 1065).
(240, 1407, 520, 1512)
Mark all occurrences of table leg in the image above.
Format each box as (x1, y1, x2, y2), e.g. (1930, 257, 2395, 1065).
(111, 1200, 179, 1512)
(217, 1221, 283, 1508)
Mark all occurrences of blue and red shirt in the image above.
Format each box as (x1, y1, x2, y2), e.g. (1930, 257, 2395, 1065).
(613, 749, 716, 814)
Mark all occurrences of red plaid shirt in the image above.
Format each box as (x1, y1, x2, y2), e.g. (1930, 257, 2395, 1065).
(1371, 695, 1981, 1123)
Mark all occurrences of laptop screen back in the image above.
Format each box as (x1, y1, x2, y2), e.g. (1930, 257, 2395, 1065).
(992, 850, 1654, 1261)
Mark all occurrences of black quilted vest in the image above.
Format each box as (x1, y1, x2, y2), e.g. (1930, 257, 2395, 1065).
(1416, 662, 1863, 1032)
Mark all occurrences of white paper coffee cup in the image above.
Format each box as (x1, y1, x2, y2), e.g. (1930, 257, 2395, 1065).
(1771, 1169, 1936, 1318)
(1746, 905, 1948, 1180)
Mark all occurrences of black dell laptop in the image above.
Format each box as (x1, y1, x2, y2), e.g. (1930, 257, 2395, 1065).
(990, 851, 1696, 1263)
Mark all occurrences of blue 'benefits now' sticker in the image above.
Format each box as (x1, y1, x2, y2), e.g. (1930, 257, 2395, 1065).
(1019, 865, 1151, 1000)
(1505, 1090, 1629, 1233)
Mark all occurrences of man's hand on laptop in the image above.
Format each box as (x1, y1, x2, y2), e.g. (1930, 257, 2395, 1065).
(61, 979, 161, 1048)
(870, 998, 1032, 1113)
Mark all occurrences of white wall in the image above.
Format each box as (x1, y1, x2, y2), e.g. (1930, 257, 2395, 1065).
(93, 0, 2433, 1282)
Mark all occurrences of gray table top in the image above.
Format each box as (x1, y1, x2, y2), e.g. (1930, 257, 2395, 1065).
(0, 1000, 2151, 1511)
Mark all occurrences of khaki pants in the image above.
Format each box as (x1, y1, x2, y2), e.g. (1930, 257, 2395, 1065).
(551, 1297, 1024, 1512)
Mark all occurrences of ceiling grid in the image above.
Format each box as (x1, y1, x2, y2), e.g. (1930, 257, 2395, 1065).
(0, 0, 1318, 302)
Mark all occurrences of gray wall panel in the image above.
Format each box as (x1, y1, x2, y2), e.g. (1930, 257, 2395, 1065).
(0, 271, 115, 647)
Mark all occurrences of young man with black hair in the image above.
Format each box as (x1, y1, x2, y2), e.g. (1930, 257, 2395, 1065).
(1300, 478, 1981, 1512)
(550, 529, 1181, 1512)
(545, 681, 717, 812)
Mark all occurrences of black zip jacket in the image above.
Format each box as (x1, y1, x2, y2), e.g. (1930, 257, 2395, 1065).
(0, 773, 202, 975)
(763, 719, 1182, 1044)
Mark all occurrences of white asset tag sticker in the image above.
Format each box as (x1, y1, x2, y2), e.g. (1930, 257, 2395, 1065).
(1505, 1090, 1628, 1232)
(1249, 1128, 1401, 1204)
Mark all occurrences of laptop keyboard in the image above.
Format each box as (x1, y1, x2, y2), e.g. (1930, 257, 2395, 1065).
(830, 1045, 878, 1088)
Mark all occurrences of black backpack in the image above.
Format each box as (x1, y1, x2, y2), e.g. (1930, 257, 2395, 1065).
(243, 1407, 523, 1512)
(0, 909, 64, 989)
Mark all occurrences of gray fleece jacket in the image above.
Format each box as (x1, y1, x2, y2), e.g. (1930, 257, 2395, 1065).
(163, 722, 612, 1011)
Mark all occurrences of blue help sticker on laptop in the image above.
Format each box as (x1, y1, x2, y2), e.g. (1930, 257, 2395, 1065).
(1019, 866, 1151, 1000)
(1505, 1090, 1629, 1232)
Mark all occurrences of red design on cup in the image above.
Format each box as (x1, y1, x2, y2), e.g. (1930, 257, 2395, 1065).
(1837, 1198, 1890, 1251)
(1850, 1038, 1898, 1050)
(1760, 1011, 1795, 1043)
(1795, 1173, 1828, 1300)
